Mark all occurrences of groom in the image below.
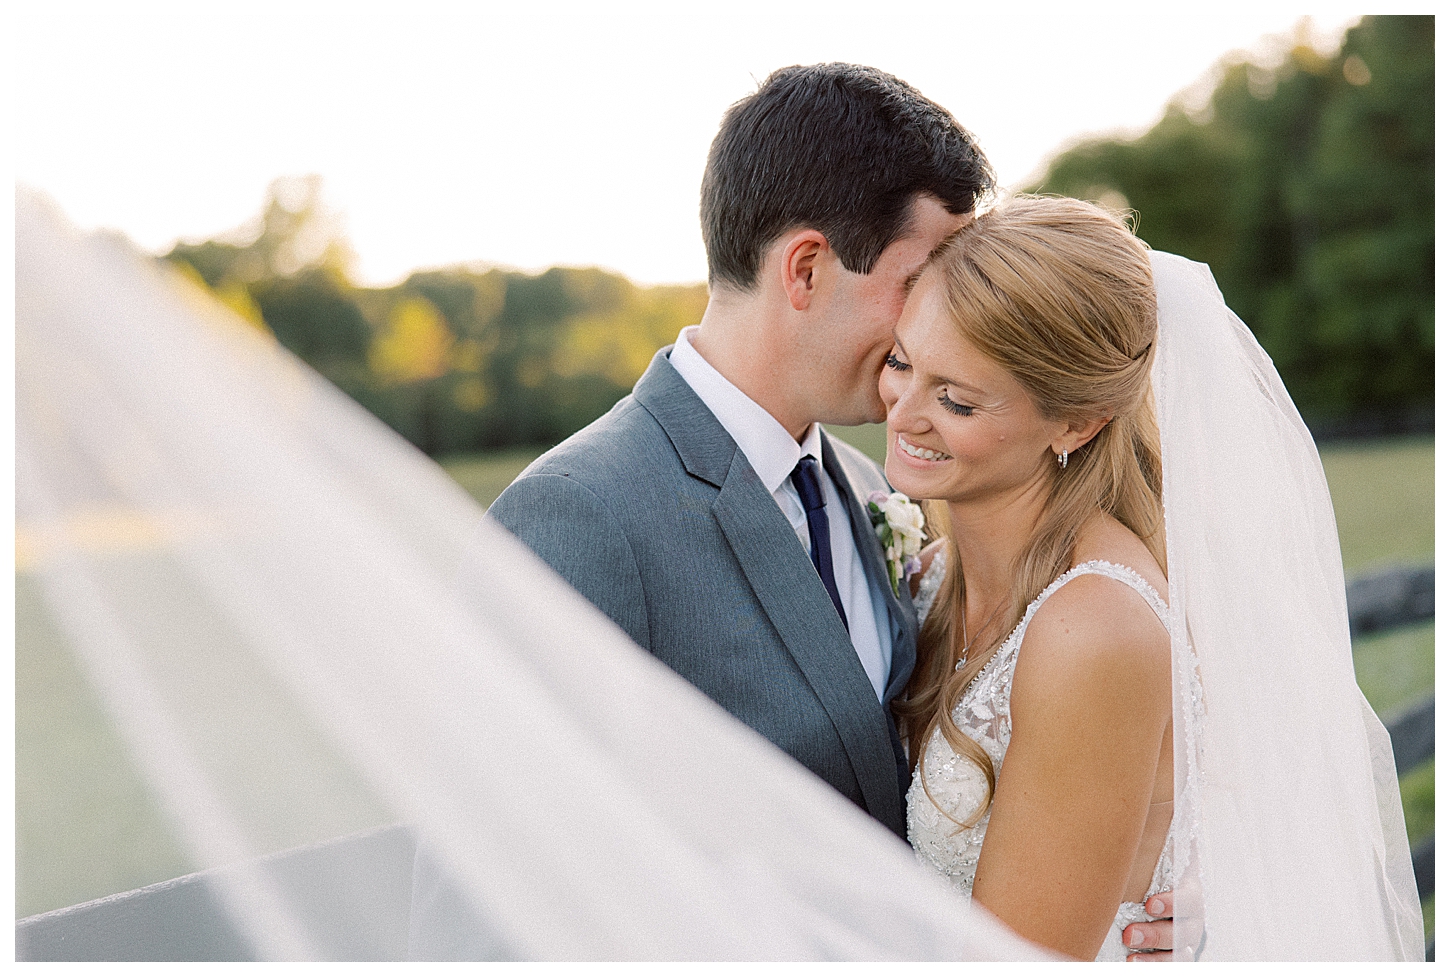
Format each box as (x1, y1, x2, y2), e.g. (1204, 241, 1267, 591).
(487, 63, 1175, 956)
(490, 63, 980, 840)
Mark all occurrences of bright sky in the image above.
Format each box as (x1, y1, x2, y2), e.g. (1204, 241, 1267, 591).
(16, 3, 1367, 287)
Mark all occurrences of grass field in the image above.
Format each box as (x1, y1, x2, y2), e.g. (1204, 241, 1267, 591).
(17, 433, 1434, 927)
(1318, 437, 1436, 574)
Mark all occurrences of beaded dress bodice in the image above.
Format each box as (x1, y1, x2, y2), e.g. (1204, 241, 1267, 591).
(906, 558, 1176, 961)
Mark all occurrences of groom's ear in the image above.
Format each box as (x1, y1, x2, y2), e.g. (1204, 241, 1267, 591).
(780, 229, 830, 312)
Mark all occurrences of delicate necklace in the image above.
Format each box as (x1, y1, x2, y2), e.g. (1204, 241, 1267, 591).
(955, 596, 1008, 672)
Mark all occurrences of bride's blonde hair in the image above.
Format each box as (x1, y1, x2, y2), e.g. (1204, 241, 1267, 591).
(896, 196, 1165, 826)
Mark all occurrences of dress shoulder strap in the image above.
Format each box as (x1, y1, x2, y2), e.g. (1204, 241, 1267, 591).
(1020, 559, 1170, 634)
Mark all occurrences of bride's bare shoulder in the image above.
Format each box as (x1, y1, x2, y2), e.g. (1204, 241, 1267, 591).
(1073, 512, 1169, 600)
(1013, 515, 1171, 720)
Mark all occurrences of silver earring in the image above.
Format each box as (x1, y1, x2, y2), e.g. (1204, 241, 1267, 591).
(1058, 449, 1069, 470)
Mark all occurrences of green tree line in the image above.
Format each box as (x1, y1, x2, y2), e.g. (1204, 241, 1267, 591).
(1036, 15, 1433, 425)
(165, 15, 1430, 454)
(165, 176, 706, 456)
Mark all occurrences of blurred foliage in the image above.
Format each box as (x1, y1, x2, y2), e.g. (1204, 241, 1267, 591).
(164, 177, 707, 456)
(1037, 15, 1433, 424)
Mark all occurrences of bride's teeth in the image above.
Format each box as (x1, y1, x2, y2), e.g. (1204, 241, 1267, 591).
(898, 435, 948, 461)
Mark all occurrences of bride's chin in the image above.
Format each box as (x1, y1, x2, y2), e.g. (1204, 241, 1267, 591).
(883, 461, 925, 498)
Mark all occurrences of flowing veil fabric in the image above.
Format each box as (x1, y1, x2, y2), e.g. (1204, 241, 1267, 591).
(1150, 251, 1423, 960)
(14, 189, 1047, 961)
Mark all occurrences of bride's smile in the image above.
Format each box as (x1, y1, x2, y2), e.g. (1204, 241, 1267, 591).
(895, 434, 950, 462)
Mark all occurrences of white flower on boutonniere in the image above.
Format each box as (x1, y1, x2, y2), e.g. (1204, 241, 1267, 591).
(866, 490, 927, 597)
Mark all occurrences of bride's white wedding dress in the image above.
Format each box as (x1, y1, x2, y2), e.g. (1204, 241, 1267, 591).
(907, 556, 1177, 961)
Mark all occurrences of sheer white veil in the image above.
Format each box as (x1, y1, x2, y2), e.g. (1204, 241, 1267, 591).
(15, 188, 1047, 960)
(1150, 251, 1423, 960)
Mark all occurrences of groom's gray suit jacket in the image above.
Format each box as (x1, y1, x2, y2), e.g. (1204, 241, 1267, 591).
(488, 347, 919, 839)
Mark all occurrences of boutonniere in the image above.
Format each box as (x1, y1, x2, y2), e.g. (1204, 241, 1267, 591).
(866, 490, 926, 597)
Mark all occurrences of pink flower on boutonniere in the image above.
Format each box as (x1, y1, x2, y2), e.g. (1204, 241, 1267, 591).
(866, 490, 926, 596)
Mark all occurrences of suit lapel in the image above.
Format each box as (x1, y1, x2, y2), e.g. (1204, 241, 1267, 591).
(711, 451, 904, 833)
(632, 349, 736, 489)
(818, 437, 919, 702)
(635, 351, 907, 834)
(820, 436, 920, 823)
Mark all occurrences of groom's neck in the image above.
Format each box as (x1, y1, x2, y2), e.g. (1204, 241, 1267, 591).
(694, 292, 813, 443)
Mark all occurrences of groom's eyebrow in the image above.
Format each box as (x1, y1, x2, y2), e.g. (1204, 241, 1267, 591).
(904, 265, 927, 294)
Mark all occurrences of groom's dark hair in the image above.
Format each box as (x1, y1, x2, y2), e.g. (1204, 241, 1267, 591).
(700, 63, 993, 291)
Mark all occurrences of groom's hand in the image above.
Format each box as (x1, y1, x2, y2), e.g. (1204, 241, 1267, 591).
(1123, 890, 1173, 961)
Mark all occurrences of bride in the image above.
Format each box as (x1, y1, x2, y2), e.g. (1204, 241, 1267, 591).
(883, 196, 1422, 960)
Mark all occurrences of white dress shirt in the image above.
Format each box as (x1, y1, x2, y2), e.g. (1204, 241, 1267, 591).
(669, 326, 894, 700)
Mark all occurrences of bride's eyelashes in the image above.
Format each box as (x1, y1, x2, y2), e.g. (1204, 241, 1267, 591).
(886, 350, 973, 415)
(938, 391, 974, 416)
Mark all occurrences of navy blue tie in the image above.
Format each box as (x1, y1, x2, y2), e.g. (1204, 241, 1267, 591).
(791, 456, 849, 630)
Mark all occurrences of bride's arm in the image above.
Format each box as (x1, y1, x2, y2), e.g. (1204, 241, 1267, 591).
(968, 575, 1172, 960)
